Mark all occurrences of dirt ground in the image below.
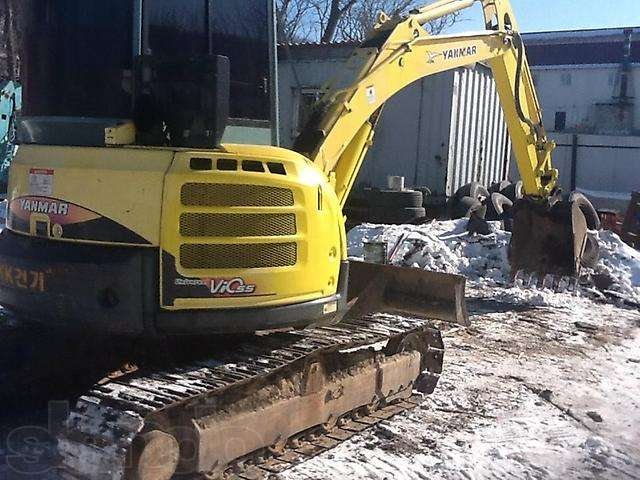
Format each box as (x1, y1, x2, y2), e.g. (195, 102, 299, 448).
(2, 286, 639, 480)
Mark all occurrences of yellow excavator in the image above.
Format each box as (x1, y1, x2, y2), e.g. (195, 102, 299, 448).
(0, 0, 594, 478)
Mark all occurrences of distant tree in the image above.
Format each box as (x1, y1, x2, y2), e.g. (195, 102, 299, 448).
(276, 0, 461, 43)
(0, 0, 23, 79)
(313, 0, 359, 43)
(276, 0, 314, 42)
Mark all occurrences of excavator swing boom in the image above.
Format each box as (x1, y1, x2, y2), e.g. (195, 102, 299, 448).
(295, 0, 590, 277)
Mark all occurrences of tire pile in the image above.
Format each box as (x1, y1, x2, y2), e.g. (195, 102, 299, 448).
(346, 188, 428, 226)
(447, 180, 602, 268)
(447, 180, 521, 225)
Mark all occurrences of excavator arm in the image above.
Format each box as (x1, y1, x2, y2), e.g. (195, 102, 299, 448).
(295, 0, 592, 277)
(295, 0, 556, 205)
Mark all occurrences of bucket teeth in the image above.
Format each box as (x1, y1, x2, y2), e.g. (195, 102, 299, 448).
(542, 274, 555, 289)
(511, 270, 580, 294)
(568, 277, 579, 292)
(513, 269, 531, 287)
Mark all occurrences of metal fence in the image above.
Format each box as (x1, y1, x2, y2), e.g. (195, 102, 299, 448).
(531, 133, 640, 211)
(445, 66, 512, 196)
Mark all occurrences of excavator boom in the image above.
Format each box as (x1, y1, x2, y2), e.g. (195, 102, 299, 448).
(295, 0, 591, 277)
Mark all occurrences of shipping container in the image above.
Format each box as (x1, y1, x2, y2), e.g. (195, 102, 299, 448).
(279, 43, 512, 204)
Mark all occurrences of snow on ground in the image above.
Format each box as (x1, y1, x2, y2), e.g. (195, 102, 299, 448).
(348, 219, 640, 306)
(595, 230, 640, 304)
(283, 289, 640, 480)
(348, 220, 510, 285)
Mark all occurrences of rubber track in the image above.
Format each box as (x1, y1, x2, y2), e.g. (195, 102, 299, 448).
(222, 395, 425, 479)
(58, 315, 444, 479)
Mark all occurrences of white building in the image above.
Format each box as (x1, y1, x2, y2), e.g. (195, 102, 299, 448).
(524, 27, 640, 136)
(522, 27, 640, 210)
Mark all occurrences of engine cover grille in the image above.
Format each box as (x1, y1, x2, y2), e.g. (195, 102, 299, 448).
(180, 213, 296, 238)
(180, 243, 297, 269)
(181, 183, 294, 207)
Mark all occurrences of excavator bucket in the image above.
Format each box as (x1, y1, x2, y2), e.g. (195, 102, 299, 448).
(509, 199, 588, 278)
(346, 260, 470, 326)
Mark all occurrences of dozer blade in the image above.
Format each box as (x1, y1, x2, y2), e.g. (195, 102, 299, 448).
(346, 260, 470, 326)
(509, 198, 588, 278)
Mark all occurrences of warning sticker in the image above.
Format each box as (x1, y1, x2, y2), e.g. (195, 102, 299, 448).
(29, 168, 54, 196)
(366, 86, 376, 105)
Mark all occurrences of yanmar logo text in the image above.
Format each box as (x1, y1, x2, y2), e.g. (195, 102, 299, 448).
(19, 198, 69, 215)
(443, 45, 477, 60)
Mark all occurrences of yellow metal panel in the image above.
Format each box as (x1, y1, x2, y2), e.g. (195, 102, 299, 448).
(308, 30, 511, 204)
(8, 145, 174, 245)
(160, 148, 345, 310)
(488, 50, 556, 196)
(7, 142, 347, 312)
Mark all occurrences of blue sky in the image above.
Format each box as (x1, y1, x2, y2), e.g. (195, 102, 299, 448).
(448, 0, 640, 33)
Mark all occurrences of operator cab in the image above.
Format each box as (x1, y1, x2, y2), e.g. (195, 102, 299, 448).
(19, 0, 276, 148)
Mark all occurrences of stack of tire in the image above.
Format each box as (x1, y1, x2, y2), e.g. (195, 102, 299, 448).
(447, 180, 602, 268)
(366, 188, 426, 224)
(344, 188, 429, 227)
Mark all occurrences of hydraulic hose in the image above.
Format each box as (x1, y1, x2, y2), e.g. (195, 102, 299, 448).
(513, 32, 543, 142)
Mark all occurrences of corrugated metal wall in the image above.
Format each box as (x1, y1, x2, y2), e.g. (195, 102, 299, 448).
(446, 67, 512, 196)
(279, 50, 512, 199)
